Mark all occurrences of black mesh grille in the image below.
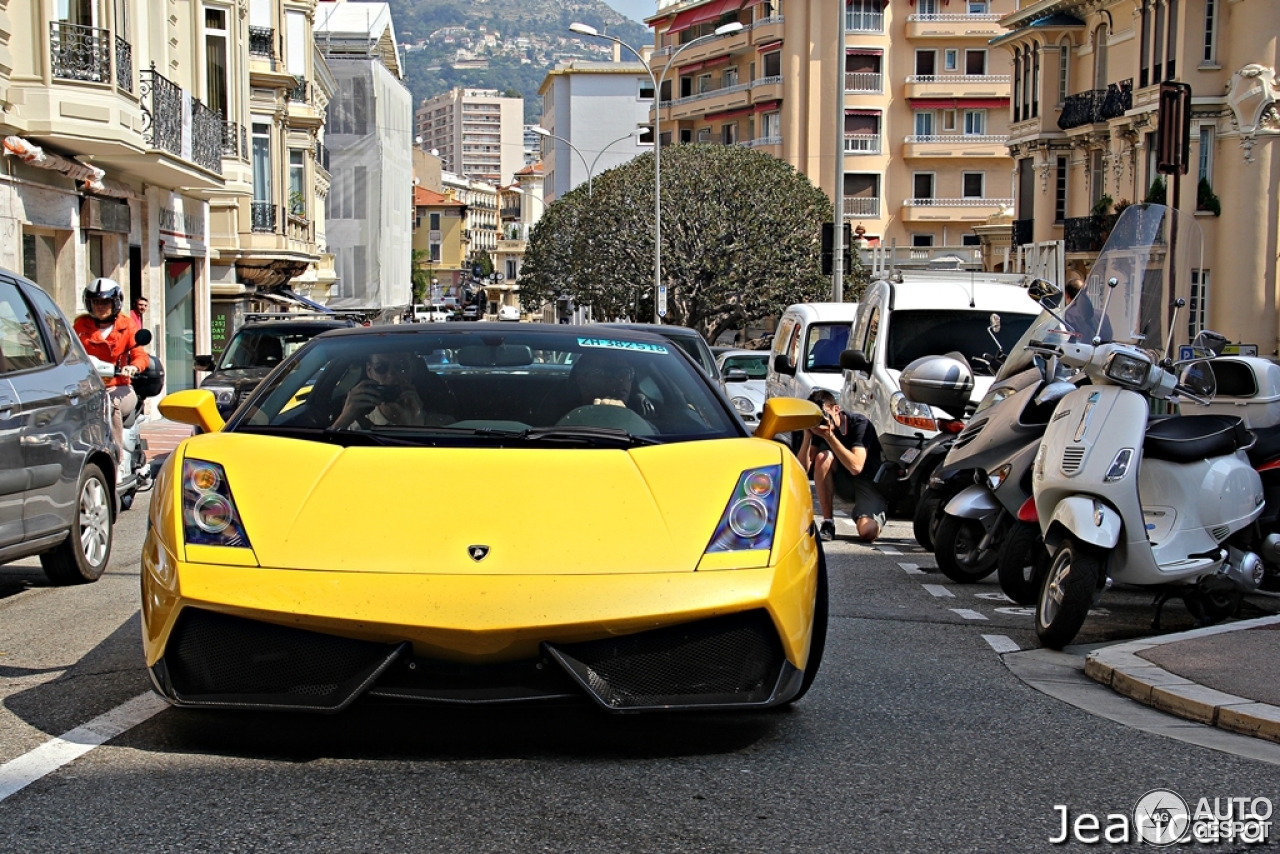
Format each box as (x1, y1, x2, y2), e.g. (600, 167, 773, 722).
(162, 608, 404, 711)
(953, 417, 988, 449)
(546, 611, 785, 710)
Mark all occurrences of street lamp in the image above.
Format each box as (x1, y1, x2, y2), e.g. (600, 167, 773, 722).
(569, 20, 744, 323)
(531, 126, 638, 197)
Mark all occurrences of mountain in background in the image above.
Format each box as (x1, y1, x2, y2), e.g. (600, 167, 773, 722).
(386, 0, 654, 125)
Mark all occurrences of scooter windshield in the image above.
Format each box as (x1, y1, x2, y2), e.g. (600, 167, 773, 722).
(1066, 203, 1202, 350)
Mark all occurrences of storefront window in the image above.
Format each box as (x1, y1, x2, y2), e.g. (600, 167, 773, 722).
(165, 259, 195, 391)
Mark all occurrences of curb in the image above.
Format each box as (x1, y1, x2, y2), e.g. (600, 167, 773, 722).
(1084, 614, 1280, 744)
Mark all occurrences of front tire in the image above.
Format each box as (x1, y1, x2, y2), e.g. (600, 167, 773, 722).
(997, 522, 1048, 606)
(913, 487, 944, 552)
(40, 463, 113, 585)
(934, 513, 999, 583)
(1035, 537, 1101, 649)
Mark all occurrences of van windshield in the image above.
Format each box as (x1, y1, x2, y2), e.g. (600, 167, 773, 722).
(805, 323, 852, 372)
(886, 310, 1037, 373)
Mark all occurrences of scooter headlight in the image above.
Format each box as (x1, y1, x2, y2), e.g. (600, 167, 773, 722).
(890, 392, 937, 431)
(1104, 448, 1135, 482)
(1104, 352, 1152, 388)
(707, 465, 781, 553)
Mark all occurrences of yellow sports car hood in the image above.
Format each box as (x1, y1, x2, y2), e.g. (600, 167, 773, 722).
(175, 434, 792, 575)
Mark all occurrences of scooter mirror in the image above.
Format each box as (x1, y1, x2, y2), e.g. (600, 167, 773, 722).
(1180, 360, 1217, 399)
(1027, 278, 1062, 306)
(1193, 330, 1229, 357)
(135, 329, 153, 347)
(989, 313, 1001, 334)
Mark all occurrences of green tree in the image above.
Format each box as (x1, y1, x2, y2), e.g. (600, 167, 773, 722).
(411, 249, 434, 304)
(520, 144, 851, 341)
(472, 249, 495, 277)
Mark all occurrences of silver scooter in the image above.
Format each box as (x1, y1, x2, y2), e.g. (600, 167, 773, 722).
(87, 329, 159, 510)
(1030, 204, 1263, 648)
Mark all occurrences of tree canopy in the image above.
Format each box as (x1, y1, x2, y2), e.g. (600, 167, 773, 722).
(518, 144, 862, 341)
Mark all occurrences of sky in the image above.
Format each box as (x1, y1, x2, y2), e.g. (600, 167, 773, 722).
(602, 0, 653, 23)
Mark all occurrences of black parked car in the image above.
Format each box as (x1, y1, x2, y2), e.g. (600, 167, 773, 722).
(0, 268, 117, 584)
(195, 313, 356, 420)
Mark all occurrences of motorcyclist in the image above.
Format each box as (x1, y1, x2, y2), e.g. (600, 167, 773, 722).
(73, 278, 150, 478)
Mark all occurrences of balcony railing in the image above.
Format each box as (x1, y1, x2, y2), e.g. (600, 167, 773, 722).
(251, 201, 276, 233)
(906, 74, 1012, 84)
(50, 21, 110, 83)
(222, 120, 242, 158)
(846, 10, 885, 32)
(844, 133, 881, 154)
(1012, 218, 1033, 246)
(248, 26, 274, 58)
(752, 75, 782, 89)
(1102, 79, 1133, 119)
(907, 13, 1002, 22)
(140, 65, 223, 175)
(905, 134, 1010, 145)
(1063, 214, 1118, 253)
(906, 197, 1014, 207)
(845, 72, 882, 92)
(670, 80, 752, 107)
(844, 197, 880, 218)
(1058, 81, 1130, 131)
(288, 77, 309, 104)
(745, 135, 782, 148)
(114, 36, 132, 92)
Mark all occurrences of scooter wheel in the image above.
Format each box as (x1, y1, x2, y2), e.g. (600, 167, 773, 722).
(913, 488, 944, 553)
(934, 513, 999, 583)
(997, 522, 1048, 606)
(1035, 537, 1101, 649)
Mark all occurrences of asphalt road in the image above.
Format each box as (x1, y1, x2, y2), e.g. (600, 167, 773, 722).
(1, 497, 1278, 852)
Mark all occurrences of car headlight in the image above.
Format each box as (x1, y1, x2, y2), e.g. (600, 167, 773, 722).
(1104, 352, 1151, 387)
(731, 395, 754, 414)
(183, 459, 252, 548)
(706, 465, 781, 553)
(201, 384, 237, 408)
(890, 392, 937, 431)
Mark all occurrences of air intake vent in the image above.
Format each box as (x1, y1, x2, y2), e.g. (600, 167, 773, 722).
(954, 418, 988, 449)
(1062, 446, 1085, 474)
(1211, 525, 1231, 542)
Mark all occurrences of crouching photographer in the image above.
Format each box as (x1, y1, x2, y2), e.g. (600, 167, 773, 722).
(796, 389, 887, 543)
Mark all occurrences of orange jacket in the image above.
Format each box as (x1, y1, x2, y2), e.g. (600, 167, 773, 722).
(73, 314, 149, 388)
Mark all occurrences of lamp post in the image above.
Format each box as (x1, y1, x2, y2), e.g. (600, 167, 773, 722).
(531, 127, 637, 197)
(569, 20, 744, 324)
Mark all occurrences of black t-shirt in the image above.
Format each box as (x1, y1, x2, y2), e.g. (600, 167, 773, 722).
(824, 411, 883, 482)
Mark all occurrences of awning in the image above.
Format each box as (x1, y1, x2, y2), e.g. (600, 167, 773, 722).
(754, 99, 781, 112)
(845, 109, 882, 116)
(846, 48, 884, 55)
(3, 136, 105, 193)
(910, 97, 1010, 109)
(706, 106, 754, 121)
(668, 0, 741, 34)
(756, 40, 782, 53)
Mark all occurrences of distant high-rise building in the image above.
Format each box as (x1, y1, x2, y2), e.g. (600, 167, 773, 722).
(416, 89, 525, 185)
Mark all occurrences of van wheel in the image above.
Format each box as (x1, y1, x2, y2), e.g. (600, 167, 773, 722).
(41, 464, 113, 585)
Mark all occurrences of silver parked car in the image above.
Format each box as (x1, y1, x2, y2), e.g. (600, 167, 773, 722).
(716, 349, 768, 426)
(0, 268, 116, 584)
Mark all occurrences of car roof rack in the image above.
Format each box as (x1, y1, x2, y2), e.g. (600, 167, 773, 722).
(243, 311, 364, 323)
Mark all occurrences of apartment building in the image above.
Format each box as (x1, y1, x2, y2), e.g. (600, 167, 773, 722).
(416, 88, 524, 185)
(537, 60, 655, 201)
(995, 0, 1279, 353)
(315, 0, 413, 312)
(411, 185, 467, 302)
(493, 161, 545, 317)
(643, 0, 1015, 252)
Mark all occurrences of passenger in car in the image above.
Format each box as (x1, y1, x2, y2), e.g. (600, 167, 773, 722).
(331, 352, 452, 429)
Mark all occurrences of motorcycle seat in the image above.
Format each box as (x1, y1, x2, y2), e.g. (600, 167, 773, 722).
(1246, 423, 1280, 467)
(1143, 415, 1251, 464)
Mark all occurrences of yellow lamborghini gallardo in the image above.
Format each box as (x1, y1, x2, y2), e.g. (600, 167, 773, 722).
(144, 324, 825, 713)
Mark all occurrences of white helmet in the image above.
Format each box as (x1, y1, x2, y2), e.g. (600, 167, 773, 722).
(83, 277, 124, 318)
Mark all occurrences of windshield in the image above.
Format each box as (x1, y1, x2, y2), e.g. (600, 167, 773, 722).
(228, 329, 742, 444)
(805, 323, 852, 372)
(995, 309, 1075, 381)
(721, 354, 769, 378)
(1068, 203, 1202, 351)
(218, 329, 323, 370)
(885, 310, 1037, 372)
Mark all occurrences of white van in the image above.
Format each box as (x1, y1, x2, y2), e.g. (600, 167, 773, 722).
(764, 302, 861, 407)
(839, 272, 1040, 464)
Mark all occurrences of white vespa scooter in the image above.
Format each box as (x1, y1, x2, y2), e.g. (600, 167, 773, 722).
(1030, 204, 1265, 648)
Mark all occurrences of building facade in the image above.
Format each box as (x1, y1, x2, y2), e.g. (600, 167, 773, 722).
(642, 0, 1016, 251)
(411, 185, 467, 302)
(415, 88, 524, 185)
(537, 60, 655, 201)
(995, 0, 1279, 352)
(493, 161, 545, 318)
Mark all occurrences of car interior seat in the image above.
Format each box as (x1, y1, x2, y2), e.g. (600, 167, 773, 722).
(257, 335, 284, 366)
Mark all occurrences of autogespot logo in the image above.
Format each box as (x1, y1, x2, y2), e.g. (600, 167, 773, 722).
(1051, 789, 1273, 846)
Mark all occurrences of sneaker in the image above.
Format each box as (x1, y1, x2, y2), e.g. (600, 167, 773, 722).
(818, 520, 836, 542)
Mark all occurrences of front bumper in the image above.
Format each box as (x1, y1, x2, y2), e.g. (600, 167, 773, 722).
(141, 532, 819, 713)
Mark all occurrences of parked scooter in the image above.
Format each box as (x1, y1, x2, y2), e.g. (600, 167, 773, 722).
(88, 329, 164, 510)
(1030, 204, 1264, 649)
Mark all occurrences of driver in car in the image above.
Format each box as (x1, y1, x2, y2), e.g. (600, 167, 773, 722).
(331, 352, 433, 429)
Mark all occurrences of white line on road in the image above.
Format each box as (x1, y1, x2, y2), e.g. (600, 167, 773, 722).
(0, 692, 167, 803)
(898, 562, 927, 575)
(950, 608, 990, 621)
(876, 545, 903, 555)
(982, 634, 1021, 653)
(922, 584, 955, 598)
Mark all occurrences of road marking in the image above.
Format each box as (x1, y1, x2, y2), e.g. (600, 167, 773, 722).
(922, 584, 955, 598)
(994, 606, 1036, 617)
(982, 634, 1020, 653)
(876, 545, 903, 555)
(898, 562, 927, 575)
(0, 692, 167, 803)
(974, 592, 1014, 602)
(951, 608, 989, 621)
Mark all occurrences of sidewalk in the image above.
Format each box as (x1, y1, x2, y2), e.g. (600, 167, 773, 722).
(1085, 614, 1280, 745)
(139, 417, 194, 464)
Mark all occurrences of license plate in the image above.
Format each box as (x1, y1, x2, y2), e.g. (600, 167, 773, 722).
(900, 448, 920, 465)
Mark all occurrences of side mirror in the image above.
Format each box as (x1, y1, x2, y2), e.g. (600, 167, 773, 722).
(772, 352, 796, 377)
(1180, 360, 1218, 399)
(134, 329, 153, 347)
(1193, 330, 1229, 357)
(194, 355, 216, 371)
(989, 313, 1002, 334)
(1027, 278, 1062, 306)
(839, 348, 872, 374)
(158, 389, 226, 434)
(753, 397, 822, 440)
(724, 369, 748, 383)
